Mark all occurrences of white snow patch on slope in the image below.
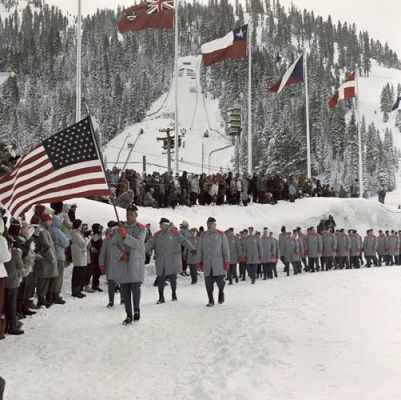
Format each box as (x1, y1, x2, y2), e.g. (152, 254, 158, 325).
(103, 55, 234, 173)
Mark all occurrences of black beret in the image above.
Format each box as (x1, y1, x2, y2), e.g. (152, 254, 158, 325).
(160, 218, 170, 224)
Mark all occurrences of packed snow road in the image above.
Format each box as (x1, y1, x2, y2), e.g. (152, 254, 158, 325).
(2, 265, 401, 400)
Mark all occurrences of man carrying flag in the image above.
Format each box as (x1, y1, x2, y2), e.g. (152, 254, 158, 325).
(328, 71, 356, 109)
(268, 54, 304, 93)
(118, 0, 174, 33)
(201, 25, 248, 67)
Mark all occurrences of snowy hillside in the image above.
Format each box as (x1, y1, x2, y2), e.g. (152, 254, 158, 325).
(103, 55, 234, 173)
(359, 60, 401, 148)
(0, 72, 8, 86)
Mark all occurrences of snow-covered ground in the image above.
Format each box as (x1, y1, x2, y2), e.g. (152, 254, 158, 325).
(103, 55, 234, 174)
(3, 196, 401, 399)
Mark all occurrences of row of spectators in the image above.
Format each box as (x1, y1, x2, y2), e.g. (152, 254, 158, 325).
(106, 168, 363, 209)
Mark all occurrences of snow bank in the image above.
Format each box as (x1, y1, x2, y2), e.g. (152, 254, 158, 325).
(51, 196, 401, 234)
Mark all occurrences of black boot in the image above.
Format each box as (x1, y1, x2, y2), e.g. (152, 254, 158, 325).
(122, 316, 132, 325)
(218, 291, 225, 304)
(157, 289, 165, 304)
(172, 290, 177, 301)
(206, 293, 214, 307)
(133, 310, 140, 322)
(53, 295, 66, 305)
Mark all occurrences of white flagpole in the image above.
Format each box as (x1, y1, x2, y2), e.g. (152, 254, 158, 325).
(247, 18, 252, 175)
(76, 0, 82, 122)
(174, 0, 179, 174)
(354, 66, 363, 198)
(303, 50, 311, 179)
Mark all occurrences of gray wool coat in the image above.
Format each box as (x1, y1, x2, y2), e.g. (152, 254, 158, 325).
(184, 236, 199, 265)
(336, 234, 351, 257)
(226, 234, 241, 264)
(321, 233, 337, 257)
(35, 225, 58, 279)
(5, 247, 24, 289)
(377, 235, 388, 256)
(110, 222, 146, 284)
(349, 234, 362, 256)
(243, 236, 263, 264)
(261, 236, 279, 263)
(146, 228, 195, 276)
(387, 235, 399, 256)
(363, 235, 377, 256)
(305, 233, 322, 258)
(99, 237, 114, 280)
(196, 229, 230, 277)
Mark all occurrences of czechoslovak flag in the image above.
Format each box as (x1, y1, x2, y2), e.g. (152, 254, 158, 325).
(201, 25, 248, 67)
(328, 71, 356, 109)
(268, 55, 304, 93)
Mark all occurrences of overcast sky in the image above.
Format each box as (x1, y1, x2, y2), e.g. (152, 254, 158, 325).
(44, 0, 401, 56)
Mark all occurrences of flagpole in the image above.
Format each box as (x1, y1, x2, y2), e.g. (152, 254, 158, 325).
(303, 50, 311, 180)
(174, 0, 179, 174)
(354, 66, 363, 198)
(84, 102, 120, 222)
(247, 17, 252, 175)
(76, 0, 82, 122)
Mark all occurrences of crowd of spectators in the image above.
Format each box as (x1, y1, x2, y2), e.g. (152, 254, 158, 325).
(104, 167, 362, 210)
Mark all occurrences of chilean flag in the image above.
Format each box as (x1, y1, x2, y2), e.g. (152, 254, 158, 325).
(328, 71, 356, 109)
(268, 55, 304, 93)
(201, 25, 248, 67)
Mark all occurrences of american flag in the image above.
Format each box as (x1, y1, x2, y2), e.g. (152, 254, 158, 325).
(0, 117, 110, 217)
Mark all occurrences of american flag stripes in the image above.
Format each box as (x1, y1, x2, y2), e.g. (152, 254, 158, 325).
(0, 117, 110, 218)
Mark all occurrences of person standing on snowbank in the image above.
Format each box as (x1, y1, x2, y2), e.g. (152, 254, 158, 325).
(146, 218, 195, 304)
(196, 217, 230, 307)
(110, 205, 146, 325)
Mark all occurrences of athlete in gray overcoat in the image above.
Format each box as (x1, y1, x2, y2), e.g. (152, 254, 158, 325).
(196, 217, 230, 307)
(146, 217, 195, 303)
(110, 205, 146, 325)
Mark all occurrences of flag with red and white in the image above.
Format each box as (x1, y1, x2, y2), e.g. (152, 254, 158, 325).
(201, 25, 248, 67)
(268, 55, 304, 93)
(0, 117, 110, 218)
(118, 0, 174, 33)
(328, 71, 356, 109)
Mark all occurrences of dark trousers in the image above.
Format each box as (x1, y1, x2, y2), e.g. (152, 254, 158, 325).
(120, 282, 141, 318)
(239, 262, 246, 279)
(227, 264, 237, 283)
(24, 271, 36, 300)
(71, 265, 86, 294)
(321, 256, 333, 271)
(256, 263, 262, 277)
(337, 256, 350, 269)
(158, 273, 177, 294)
(204, 275, 225, 301)
(284, 261, 290, 276)
(350, 256, 360, 268)
(182, 257, 188, 273)
(365, 255, 379, 267)
(308, 257, 319, 272)
(4, 288, 17, 331)
(50, 260, 65, 295)
(92, 264, 102, 288)
(246, 264, 257, 283)
(17, 278, 26, 311)
(188, 264, 197, 283)
(262, 263, 273, 279)
(292, 261, 302, 274)
(108, 279, 117, 304)
(37, 277, 50, 298)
